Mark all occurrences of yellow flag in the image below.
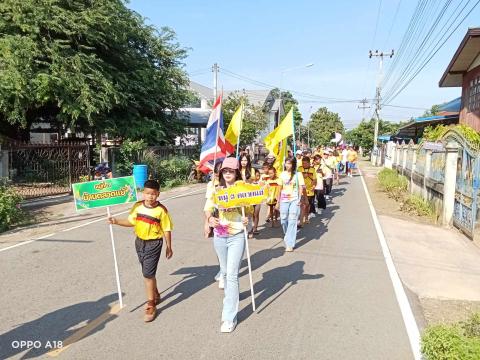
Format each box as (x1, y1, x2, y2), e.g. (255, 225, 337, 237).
(225, 103, 244, 147)
(273, 139, 287, 174)
(264, 108, 294, 153)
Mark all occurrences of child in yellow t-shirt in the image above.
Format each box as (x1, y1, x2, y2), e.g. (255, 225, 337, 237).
(266, 167, 280, 227)
(298, 156, 317, 224)
(108, 179, 173, 323)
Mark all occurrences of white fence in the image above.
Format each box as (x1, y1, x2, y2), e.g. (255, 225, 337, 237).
(384, 129, 480, 240)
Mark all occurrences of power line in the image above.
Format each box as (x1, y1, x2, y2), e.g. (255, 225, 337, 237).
(361, 0, 385, 100)
(220, 67, 366, 103)
(371, 0, 384, 48)
(382, 0, 433, 88)
(383, 0, 403, 48)
(383, 0, 480, 104)
(383, 104, 429, 110)
(383, 0, 456, 101)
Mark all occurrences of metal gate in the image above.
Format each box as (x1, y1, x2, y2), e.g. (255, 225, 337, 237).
(453, 145, 480, 238)
(7, 142, 90, 199)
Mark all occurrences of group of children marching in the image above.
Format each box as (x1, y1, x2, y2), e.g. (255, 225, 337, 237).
(107, 145, 358, 333)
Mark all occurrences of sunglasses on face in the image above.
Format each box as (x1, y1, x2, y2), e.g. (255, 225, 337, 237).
(222, 169, 236, 174)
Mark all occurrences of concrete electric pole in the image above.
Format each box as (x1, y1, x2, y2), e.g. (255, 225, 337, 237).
(368, 50, 394, 155)
(212, 63, 219, 99)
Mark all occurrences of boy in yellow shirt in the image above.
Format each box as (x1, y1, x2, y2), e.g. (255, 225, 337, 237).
(266, 167, 280, 227)
(108, 179, 173, 322)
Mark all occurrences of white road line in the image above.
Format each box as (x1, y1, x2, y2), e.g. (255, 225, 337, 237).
(358, 167, 421, 360)
(0, 187, 206, 253)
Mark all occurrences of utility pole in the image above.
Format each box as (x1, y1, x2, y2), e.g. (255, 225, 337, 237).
(307, 105, 312, 149)
(358, 98, 370, 121)
(369, 50, 394, 155)
(212, 63, 219, 99)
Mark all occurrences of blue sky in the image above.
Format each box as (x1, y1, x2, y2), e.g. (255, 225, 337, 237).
(127, 0, 480, 129)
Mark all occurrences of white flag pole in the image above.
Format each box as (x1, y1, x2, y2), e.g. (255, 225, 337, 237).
(106, 206, 124, 308)
(241, 206, 256, 311)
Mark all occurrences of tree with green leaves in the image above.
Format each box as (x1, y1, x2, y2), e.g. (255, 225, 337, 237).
(307, 107, 344, 146)
(345, 118, 403, 151)
(421, 104, 441, 118)
(222, 92, 268, 147)
(0, 0, 192, 144)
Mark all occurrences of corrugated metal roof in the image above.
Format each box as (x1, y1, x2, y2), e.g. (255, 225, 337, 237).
(438, 97, 461, 112)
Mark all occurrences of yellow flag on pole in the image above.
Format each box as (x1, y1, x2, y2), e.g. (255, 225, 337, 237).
(273, 139, 287, 174)
(225, 103, 244, 154)
(264, 108, 294, 153)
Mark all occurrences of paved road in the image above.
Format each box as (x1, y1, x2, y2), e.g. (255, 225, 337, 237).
(0, 175, 414, 359)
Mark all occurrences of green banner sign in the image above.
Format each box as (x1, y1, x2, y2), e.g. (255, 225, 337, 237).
(72, 176, 138, 211)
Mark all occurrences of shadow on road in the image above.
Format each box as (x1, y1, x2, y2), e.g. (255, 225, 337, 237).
(0, 293, 120, 359)
(239, 246, 284, 277)
(295, 204, 339, 250)
(238, 261, 324, 323)
(156, 265, 218, 314)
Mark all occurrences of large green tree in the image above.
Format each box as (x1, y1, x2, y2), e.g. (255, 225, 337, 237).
(223, 92, 268, 147)
(308, 107, 344, 146)
(0, 0, 192, 143)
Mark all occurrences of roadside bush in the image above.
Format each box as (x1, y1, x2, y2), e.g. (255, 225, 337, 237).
(0, 178, 25, 232)
(378, 168, 408, 200)
(462, 313, 480, 338)
(114, 140, 192, 190)
(423, 124, 480, 149)
(421, 313, 480, 359)
(401, 194, 435, 218)
(115, 139, 147, 176)
(377, 168, 438, 219)
(142, 150, 191, 189)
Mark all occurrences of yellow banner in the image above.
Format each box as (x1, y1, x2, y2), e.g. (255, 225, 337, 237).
(214, 181, 267, 208)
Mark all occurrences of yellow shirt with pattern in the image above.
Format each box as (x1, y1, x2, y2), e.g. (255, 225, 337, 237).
(266, 178, 281, 205)
(298, 166, 316, 196)
(128, 201, 173, 240)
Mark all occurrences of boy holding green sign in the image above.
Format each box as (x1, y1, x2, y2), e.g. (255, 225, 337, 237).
(108, 180, 173, 322)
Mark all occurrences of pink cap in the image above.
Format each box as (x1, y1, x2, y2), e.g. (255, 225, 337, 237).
(221, 157, 239, 170)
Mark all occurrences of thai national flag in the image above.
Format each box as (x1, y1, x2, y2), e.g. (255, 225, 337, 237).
(198, 95, 227, 173)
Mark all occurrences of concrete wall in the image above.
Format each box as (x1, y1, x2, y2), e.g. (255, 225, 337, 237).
(391, 142, 446, 222)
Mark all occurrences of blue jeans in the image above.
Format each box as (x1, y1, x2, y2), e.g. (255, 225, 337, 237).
(213, 231, 245, 322)
(280, 200, 299, 248)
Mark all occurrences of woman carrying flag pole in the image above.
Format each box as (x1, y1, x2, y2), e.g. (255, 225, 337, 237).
(265, 109, 306, 252)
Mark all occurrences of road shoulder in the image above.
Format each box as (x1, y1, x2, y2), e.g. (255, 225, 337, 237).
(360, 160, 480, 327)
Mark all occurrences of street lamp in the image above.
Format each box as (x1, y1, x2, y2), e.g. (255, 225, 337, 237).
(279, 63, 314, 93)
(277, 63, 314, 137)
(277, 63, 314, 149)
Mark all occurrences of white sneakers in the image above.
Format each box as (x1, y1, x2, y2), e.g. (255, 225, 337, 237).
(218, 276, 225, 289)
(220, 319, 237, 333)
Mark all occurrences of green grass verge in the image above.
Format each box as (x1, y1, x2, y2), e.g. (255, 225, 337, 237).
(422, 313, 480, 359)
(377, 168, 436, 219)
